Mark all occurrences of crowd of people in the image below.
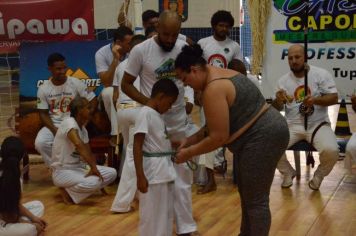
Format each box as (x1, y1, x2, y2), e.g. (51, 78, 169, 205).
(1, 6, 355, 236)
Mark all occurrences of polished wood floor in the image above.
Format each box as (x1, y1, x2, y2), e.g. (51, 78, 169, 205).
(1, 78, 355, 236)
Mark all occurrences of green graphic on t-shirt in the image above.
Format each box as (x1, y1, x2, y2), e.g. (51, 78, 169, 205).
(155, 58, 177, 80)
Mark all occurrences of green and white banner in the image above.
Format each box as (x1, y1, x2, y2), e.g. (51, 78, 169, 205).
(262, 0, 356, 99)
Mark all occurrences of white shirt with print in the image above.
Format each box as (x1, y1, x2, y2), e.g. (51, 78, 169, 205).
(37, 77, 95, 126)
(277, 65, 338, 125)
(198, 35, 242, 68)
(125, 37, 187, 135)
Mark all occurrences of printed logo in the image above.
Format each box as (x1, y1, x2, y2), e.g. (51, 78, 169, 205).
(294, 85, 311, 103)
(208, 54, 227, 68)
(155, 58, 177, 80)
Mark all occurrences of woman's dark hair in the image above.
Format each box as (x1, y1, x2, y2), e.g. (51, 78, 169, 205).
(151, 79, 179, 99)
(211, 10, 234, 28)
(69, 96, 88, 118)
(175, 44, 207, 72)
(0, 136, 25, 222)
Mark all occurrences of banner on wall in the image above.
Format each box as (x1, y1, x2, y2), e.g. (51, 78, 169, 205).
(159, 0, 188, 22)
(19, 40, 108, 116)
(0, 0, 94, 42)
(262, 0, 356, 99)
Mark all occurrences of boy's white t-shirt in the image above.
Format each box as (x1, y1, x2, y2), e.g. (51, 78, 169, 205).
(113, 58, 140, 104)
(51, 117, 89, 169)
(134, 106, 176, 184)
(125, 37, 187, 135)
(277, 65, 338, 125)
(198, 35, 242, 68)
(37, 77, 95, 126)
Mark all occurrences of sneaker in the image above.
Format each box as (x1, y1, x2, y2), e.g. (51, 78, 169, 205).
(281, 171, 297, 188)
(308, 174, 324, 191)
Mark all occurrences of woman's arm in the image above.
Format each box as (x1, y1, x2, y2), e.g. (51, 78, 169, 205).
(67, 129, 103, 181)
(176, 81, 230, 162)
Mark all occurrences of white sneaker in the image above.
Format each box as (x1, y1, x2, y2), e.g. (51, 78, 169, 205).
(308, 174, 324, 191)
(281, 171, 297, 188)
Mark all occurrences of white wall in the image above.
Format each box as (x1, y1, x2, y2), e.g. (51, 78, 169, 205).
(94, 0, 240, 29)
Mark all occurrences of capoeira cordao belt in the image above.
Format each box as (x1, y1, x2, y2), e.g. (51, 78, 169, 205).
(118, 101, 142, 109)
(143, 151, 198, 171)
(299, 103, 314, 116)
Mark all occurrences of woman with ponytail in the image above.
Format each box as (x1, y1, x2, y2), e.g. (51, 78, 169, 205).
(174, 44, 290, 236)
(0, 136, 47, 236)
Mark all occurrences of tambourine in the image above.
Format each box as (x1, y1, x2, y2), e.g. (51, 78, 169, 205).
(299, 103, 314, 116)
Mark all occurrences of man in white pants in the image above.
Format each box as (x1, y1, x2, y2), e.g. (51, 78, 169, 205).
(111, 34, 146, 213)
(95, 26, 133, 146)
(51, 97, 117, 204)
(122, 11, 198, 236)
(35, 53, 97, 166)
(272, 44, 339, 190)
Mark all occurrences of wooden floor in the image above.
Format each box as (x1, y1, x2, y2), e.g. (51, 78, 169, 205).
(1, 77, 356, 236)
(22, 151, 356, 236)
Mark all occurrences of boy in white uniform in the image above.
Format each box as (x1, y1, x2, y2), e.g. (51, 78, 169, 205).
(35, 53, 96, 166)
(134, 79, 178, 236)
(111, 35, 145, 213)
(51, 97, 117, 204)
(122, 11, 198, 235)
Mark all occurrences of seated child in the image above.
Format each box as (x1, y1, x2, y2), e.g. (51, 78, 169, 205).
(0, 136, 47, 236)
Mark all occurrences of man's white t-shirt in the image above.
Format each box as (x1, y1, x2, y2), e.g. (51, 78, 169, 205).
(51, 117, 89, 169)
(125, 37, 187, 135)
(134, 106, 176, 184)
(95, 43, 113, 74)
(113, 58, 140, 104)
(277, 65, 338, 125)
(37, 77, 95, 126)
(198, 35, 242, 68)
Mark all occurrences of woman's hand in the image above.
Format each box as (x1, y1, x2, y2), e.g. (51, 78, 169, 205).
(174, 148, 192, 164)
(171, 138, 187, 150)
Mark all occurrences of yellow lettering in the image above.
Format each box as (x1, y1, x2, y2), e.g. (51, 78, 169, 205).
(320, 15, 332, 30)
(288, 16, 302, 31)
(335, 14, 350, 30)
(307, 16, 318, 30)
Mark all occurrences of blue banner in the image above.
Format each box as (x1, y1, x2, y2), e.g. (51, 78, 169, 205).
(20, 40, 109, 99)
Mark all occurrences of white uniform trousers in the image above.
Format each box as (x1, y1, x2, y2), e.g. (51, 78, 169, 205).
(139, 182, 174, 236)
(346, 133, 356, 166)
(277, 123, 339, 178)
(116, 106, 141, 176)
(111, 147, 137, 212)
(52, 165, 117, 204)
(170, 131, 197, 234)
(0, 201, 44, 236)
(101, 87, 118, 136)
(35, 126, 54, 166)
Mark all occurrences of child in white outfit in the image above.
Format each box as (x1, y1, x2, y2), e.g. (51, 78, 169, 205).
(134, 79, 179, 236)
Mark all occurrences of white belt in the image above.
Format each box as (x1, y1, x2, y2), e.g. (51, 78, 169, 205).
(118, 101, 142, 109)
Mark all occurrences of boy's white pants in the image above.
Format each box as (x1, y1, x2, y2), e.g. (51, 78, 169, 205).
(139, 182, 174, 236)
(52, 165, 117, 204)
(0, 201, 44, 236)
(346, 133, 356, 166)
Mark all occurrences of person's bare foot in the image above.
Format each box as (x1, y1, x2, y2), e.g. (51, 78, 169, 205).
(59, 188, 73, 204)
(197, 181, 217, 194)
